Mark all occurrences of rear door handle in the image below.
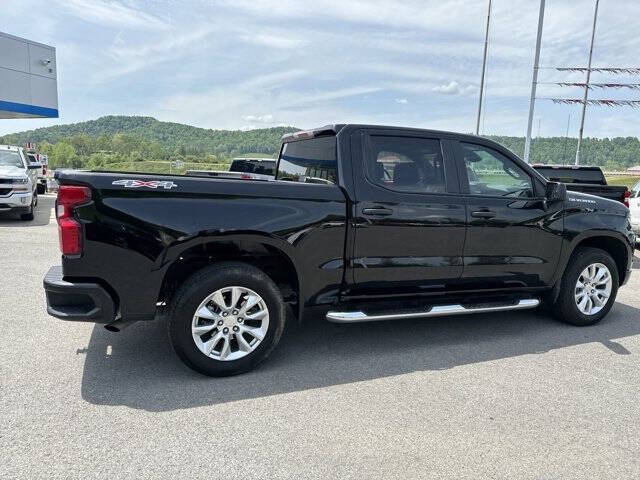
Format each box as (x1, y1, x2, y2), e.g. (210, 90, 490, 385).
(362, 207, 394, 216)
(471, 210, 496, 219)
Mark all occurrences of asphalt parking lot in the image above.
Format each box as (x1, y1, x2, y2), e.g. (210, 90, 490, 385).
(2, 194, 640, 479)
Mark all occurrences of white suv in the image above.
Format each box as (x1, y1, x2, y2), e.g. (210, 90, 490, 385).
(0, 145, 40, 221)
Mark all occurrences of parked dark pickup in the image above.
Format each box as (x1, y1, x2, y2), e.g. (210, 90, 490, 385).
(43, 125, 634, 376)
(533, 165, 630, 207)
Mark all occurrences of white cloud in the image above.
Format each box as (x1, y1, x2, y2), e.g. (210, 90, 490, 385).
(1, 0, 639, 138)
(54, 0, 169, 30)
(432, 81, 477, 96)
(97, 26, 216, 80)
(243, 114, 274, 123)
(239, 33, 307, 49)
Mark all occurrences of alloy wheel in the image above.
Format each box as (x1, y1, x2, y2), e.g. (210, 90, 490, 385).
(191, 286, 269, 361)
(574, 262, 612, 315)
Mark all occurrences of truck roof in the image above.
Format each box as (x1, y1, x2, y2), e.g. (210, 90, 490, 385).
(281, 124, 490, 144)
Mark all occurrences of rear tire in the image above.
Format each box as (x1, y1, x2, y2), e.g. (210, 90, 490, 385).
(167, 262, 286, 377)
(552, 247, 618, 326)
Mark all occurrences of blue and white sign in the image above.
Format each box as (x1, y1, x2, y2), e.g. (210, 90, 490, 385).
(0, 31, 58, 119)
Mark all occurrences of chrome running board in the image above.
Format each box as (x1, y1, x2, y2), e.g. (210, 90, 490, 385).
(326, 299, 539, 323)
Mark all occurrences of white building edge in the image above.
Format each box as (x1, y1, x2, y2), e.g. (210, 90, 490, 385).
(0, 31, 58, 119)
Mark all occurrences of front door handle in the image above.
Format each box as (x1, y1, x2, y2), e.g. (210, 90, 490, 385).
(471, 210, 496, 219)
(362, 207, 393, 216)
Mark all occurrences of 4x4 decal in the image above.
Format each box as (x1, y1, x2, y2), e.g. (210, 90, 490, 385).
(112, 179, 177, 189)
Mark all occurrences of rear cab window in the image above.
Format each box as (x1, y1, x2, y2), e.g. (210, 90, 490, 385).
(533, 166, 606, 185)
(230, 159, 276, 176)
(277, 136, 337, 185)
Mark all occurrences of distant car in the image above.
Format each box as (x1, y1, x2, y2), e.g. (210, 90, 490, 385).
(629, 180, 640, 245)
(25, 152, 48, 194)
(47, 176, 59, 192)
(186, 157, 276, 181)
(0, 145, 40, 220)
(532, 165, 630, 206)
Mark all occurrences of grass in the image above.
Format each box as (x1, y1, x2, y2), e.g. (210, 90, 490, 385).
(238, 153, 276, 159)
(604, 175, 640, 188)
(95, 161, 230, 175)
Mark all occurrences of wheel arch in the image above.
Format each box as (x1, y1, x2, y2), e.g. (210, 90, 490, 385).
(563, 231, 630, 286)
(548, 231, 631, 305)
(156, 234, 301, 319)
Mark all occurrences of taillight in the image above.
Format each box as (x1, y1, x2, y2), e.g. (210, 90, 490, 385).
(56, 185, 91, 256)
(241, 174, 251, 180)
(624, 188, 631, 208)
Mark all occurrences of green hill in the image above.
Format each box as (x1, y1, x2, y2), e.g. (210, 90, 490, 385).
(0, 115, 297, 157)
(488, 135, 640, 170)
(1, 115, 638, 173)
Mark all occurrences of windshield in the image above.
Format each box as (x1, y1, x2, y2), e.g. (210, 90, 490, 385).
(0, 151, 25, 168)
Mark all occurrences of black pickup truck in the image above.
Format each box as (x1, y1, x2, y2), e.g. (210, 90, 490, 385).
(43, 125, 635, 376)
(532, 165, 630, 206)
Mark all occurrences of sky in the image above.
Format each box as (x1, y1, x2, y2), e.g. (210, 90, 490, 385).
(1, 0, 639, 137)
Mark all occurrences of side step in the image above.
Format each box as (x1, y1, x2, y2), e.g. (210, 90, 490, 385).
(326, 299, 540, 323)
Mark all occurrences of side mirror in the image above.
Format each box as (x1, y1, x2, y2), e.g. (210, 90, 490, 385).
(546, 181, 566, 202)
(28, 163, 42, 170)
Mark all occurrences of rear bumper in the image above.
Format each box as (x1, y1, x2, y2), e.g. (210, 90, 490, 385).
(43, 266, 117, 323)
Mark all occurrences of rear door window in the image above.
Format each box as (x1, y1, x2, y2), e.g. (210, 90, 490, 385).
(366, 135, 447, 194)
(277, 136, 337, 184)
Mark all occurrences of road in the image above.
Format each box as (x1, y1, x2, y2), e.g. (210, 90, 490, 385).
(2, 194, 640, 479)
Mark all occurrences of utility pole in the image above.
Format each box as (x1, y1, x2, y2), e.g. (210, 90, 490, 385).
(524, 0, 544, 163)
(562, 113, 571, 163)
(575, 0, 600, 166)
(523, 0, 546, 163)
(475, 0, 492, 135)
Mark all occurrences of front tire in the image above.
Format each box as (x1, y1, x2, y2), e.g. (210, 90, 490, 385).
(20, 194, 36, 221)
(167, 262, 286, 377)
(552, 247, 618, 326)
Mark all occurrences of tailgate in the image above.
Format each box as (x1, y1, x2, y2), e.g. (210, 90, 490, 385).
(565, 184, 627, 203)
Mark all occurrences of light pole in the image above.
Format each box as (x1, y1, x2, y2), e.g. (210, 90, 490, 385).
(475, 0, 492, 135)
(575, 0, 600, 166)
(523, 0, 546, 164)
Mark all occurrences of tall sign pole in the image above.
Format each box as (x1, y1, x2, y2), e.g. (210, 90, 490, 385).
(475, 0, 492, 135)
(523, 0, 546, 163)
(575, 0, 600, 166)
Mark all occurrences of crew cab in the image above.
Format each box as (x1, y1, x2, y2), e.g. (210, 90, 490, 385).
(0, 145, 40, 220)
(532, 165, 630, 206)
(43, 125, 635, 376)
